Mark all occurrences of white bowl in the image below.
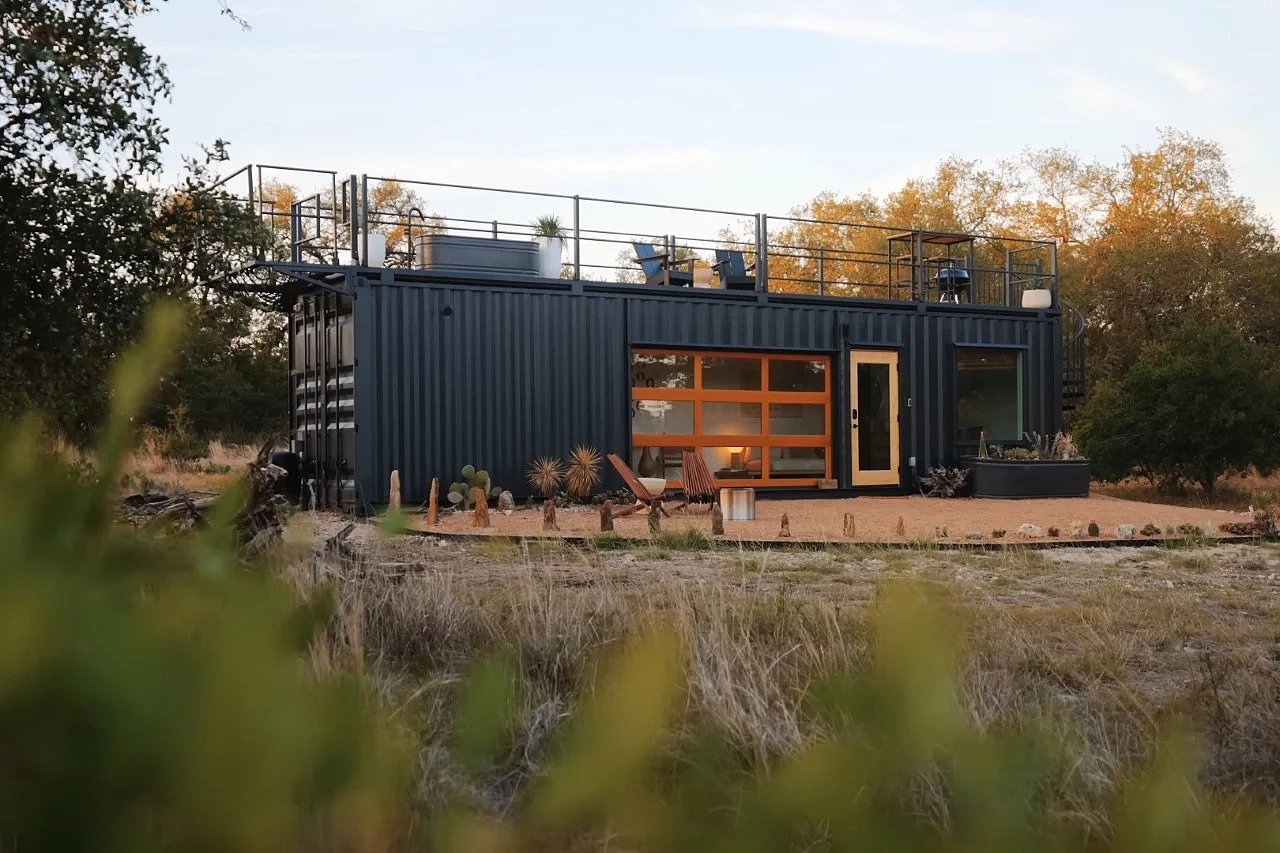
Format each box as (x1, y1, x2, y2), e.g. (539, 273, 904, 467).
(637, 477, 667, 499)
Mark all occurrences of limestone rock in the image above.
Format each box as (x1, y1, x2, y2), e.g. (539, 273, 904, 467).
(1070, 520, 1085, 538)
(1017, 523, 1045, 538)
(1116, 524, 1137, 539)
(965, 531, 984, 541)
(1140, 522, 1161, 537)
(497, 490, 515, 512)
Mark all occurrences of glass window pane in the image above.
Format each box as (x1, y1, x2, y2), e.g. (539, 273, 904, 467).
(632, 400, 694, 434)
(768, 359, 826, 392)
(632, 353, 693, 389)
(769, 447, 826, 479)
(702, 446, 763, 480)
(956, 349, 1023, 442)
(857, 363, 892, 472)
(702, 402, 761, 434)
(632, 446, 690, 481)
(702, 356, 762, 390)
(768, 403, 826, 435)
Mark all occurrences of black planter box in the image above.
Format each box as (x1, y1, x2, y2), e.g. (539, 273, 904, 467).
(960, 457, 1091, 499)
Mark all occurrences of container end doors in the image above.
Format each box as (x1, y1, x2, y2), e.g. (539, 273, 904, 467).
(850, 351, 900, 486)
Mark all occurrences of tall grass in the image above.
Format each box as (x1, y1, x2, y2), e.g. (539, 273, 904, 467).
(288, 532, 1280, 837)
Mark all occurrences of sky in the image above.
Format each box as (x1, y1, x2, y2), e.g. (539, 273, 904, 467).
(136, 0, 1280, 252)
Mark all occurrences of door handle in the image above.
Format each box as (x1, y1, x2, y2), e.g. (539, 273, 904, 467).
(850, 407, 858, 427)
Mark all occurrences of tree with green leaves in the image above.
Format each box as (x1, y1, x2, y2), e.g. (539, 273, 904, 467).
(0, 0, 171, 439)
(1075, 325, 1280, 495)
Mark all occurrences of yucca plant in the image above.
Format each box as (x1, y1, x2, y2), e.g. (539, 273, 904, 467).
(527, 456, 565, 497)
(565, 445, 601, 498)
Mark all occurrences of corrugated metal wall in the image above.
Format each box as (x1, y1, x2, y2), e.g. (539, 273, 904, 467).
(348, 275, 1061, 505)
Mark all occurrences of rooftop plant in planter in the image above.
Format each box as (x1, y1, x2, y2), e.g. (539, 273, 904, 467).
(532, 214, 566, 279)
(962, 432, 1090, 499)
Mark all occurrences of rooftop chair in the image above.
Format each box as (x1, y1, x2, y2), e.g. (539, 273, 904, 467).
(632, 242, 694, 287)
(712, 249, 758, 291)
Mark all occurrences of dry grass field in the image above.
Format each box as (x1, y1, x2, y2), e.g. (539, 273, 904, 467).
(281, 515, 1280, 832)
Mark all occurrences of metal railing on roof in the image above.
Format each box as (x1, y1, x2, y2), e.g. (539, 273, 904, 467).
(213, 166, 1059, 309)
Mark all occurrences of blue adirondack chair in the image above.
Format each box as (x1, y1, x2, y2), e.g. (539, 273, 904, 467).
(712, 249, 758, 291)
(632, 242, 694, 286)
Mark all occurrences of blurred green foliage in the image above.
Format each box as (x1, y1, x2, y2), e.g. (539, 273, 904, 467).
(0, 304, 408, 852)
(3, 305, 1280, 851)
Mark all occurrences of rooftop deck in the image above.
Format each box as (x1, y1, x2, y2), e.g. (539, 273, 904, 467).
(213, 165, 1059, 311)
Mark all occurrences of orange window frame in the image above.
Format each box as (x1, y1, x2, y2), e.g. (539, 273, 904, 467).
(630, 349, 833, 487)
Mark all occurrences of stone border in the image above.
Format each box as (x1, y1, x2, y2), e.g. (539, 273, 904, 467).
(401, 527, 1273, 552)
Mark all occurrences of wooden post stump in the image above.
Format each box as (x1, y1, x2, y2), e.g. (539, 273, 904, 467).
(711, 502, 724, 536)
(427, 478, 439, 526)
(472, 488, 490, 528)
(648, 500, 662, 535)
(895, 516, 906, 537)
(600, 500, 614, 532)
(778, 512, 791, 538)
(389, 470, 401, 514)
(542, 500, 558, 532)
(843, 513, 856, 538)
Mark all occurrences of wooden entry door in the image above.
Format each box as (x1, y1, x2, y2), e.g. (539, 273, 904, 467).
(849, 350, 900, 486)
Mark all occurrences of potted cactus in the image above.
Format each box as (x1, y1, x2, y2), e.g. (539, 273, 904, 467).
(532, 214, 566, 279)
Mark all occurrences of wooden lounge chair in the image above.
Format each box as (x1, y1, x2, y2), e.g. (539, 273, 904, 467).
(606, 452, 671, 516)
(679, 450, 717, 507)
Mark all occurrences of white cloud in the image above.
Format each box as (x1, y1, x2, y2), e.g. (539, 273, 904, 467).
(1158, 61, 1214, 94)
(715, 1, 1054, 53)
(1055, 68, 1156, 121)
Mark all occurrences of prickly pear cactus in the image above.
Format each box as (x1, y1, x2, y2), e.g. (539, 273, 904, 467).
(446, 465, 504, 509)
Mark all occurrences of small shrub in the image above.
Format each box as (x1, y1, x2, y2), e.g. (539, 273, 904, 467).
(590, 534, 632, 551)
(917, 466, 969, 498)
(527, 456, 565, 497)
(566, 445, 602, 498)
(655, 527, 713, 551)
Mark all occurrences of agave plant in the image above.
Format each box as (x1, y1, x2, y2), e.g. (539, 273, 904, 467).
(527, 456, 565, 497)
(565, 445, 601, 498)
